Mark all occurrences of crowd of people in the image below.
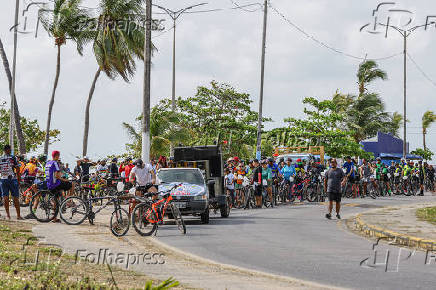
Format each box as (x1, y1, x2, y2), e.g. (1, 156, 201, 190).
(1, 143, 435, 221)
(222, 155, 435, 219)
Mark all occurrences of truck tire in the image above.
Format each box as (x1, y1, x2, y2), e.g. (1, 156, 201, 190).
(200, 210, 210, 224)
(220, 197, 230, 218)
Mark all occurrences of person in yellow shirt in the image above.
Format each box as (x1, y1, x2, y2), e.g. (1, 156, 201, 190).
(23, 157, 39, 184)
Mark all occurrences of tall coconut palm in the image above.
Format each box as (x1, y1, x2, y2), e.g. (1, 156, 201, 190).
(39, 0, 92, 156)
(0, 37, 26, 154)
(422, 110, 436, 150)
(82, 0, 154, 156)
(357, 60, 387, 96)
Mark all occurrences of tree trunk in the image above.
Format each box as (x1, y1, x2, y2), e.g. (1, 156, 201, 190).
(423, 128, 426, 151)
(0, 37, 26, 154)
(82, 68, 101, 157)
(43, 44, 61, 156)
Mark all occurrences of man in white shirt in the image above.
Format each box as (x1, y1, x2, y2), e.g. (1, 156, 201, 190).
(128, 159, 157, 214)
(129, 159, 156, 188)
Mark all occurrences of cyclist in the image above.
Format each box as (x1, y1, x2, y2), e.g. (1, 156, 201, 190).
(381, 163, 392, 195)
(45, 150, 73, 222)
(128, 159, 157, 213)
(109, 158, 119, 178)
(417, 160, 425, 196)
(0, 145, 22, 220)
(235, 162, 246, 208)
(224, 168, 236, 208)
(359, 159, 372, 197)
(281, 158, 296, 200)
(119, 157, 134, 184)
(343, 155, 355, 182)
(22, 156, 40, 185)
(268, 157, 281, 198)
(77, 156, 96, 183)
(428, 165, 435, 192)
(261, 160, 273, 205)
(251, 159, 263, 208)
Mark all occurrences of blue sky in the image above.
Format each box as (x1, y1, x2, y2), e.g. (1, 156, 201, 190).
(1, 0, 435, 164)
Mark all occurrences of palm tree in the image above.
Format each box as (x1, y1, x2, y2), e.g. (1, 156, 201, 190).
(0, 37, 26, 154)
(122, 108, 191, 158)
(357, 60, 387, 96)
(39, 0, 92, 156)
(82, 0, 153, 156)
(422, 110, 436, 150)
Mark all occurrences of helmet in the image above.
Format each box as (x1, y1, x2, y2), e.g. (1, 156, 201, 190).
(297, 158, 302, 163)
(268, 157, 274, 163)
(112, 158, 118, 162)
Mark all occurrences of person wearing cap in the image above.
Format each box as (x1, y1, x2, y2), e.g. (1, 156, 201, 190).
(0, 145, 22, 220)
(324, 158, 346, 219)
(128, 159, 157, 213)
(77, 156, 96, 183)
(45, 151, 73, 222)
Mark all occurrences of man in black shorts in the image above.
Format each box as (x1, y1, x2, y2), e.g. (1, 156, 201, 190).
(324, 158, 346, 219)
(251, 159, 263, 208)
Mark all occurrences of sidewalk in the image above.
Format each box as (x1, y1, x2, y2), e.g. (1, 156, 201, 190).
(350, 201, 436, 251)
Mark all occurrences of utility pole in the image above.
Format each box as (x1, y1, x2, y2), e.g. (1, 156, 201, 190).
(142, 0, 152, 163)
(256, 0, 268, 160)
(153, 3, 207, 111)
(374, 22, 435, 159)
(402, 32, 407, 159)
(9, 0, 20, 153)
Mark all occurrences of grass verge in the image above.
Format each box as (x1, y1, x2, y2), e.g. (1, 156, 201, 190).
(416, 206, 436, 225)
(0, 220, 180, 289)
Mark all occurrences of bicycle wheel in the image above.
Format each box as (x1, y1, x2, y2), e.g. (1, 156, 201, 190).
(171, 203, 186, 235)
(30, 191, 59, 223)
(19, 184, 32, 207)
(132, 203, 157, 236)
(306, 184, 318, 202)
(59, 196, 88, 225)
(110, 208, 130, 237)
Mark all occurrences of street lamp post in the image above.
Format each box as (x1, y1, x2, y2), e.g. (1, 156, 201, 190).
(378, 22, 435, 159)
(153, 3, 207, 111)
(9, 0, 20, 153)
(256, 0, 268, 160)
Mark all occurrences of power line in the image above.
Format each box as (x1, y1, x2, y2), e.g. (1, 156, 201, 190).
(407, 53, 436, 88)
(268, 2, 402, 61)
(229, 0, 263, 13)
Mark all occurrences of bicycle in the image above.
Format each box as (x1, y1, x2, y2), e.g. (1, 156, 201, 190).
(131, 184, 186, 237)
(29, 189, 62, 223)
(59, 188, 130, 237)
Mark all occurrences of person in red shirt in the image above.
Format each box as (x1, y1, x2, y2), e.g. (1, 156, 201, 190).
(119, 158, 135, 183)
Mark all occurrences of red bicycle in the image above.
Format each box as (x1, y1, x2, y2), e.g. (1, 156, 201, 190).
(131, 184, 186, 236)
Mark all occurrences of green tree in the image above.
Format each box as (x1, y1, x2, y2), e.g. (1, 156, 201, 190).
(0, 104, 60, 152)
(411, 148, 434, 161)
(357, 60, 387, 96)
(40, 0, 92, 156)
(176, 81, 269, 160)
(422, 111, 436, 150)
(267, 96, 372, 159)
(82, 0, 154, 156)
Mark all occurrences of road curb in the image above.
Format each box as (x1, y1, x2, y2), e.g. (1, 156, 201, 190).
(353, 212, 436, 251)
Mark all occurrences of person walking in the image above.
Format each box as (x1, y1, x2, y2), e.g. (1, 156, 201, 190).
(324, 158, 346, 220)
(0, 145, 23, 220)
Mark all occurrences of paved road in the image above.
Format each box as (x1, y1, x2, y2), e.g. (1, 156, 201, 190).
(154, 194, 436, 290)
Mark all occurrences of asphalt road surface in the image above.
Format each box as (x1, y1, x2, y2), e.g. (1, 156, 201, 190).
(155, 195, 436, 290)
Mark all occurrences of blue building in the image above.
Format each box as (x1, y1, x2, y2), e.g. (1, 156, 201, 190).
(360, 132, 421, 164)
